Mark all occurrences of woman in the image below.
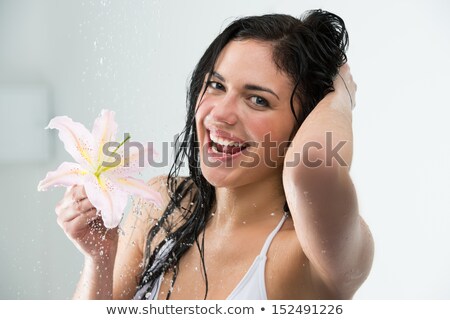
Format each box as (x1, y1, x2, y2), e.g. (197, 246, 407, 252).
(56, 9, 373, 300)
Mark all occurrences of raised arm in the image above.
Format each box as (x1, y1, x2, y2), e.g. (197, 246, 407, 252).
(282, 64, 374, 298)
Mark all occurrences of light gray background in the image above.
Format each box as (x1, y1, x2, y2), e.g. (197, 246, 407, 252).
(0, 0, 449, 299)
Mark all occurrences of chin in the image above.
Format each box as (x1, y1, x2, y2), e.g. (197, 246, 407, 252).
(200, 162, 276, 190)
(200, 166, 241, 188)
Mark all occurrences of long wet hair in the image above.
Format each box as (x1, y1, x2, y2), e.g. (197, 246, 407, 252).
(135, 9, 349, 299)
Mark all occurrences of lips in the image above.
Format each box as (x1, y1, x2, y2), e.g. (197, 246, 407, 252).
(206, 129, 249, 156)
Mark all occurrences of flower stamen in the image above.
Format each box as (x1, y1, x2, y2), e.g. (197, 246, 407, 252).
(94, 134, 131, 177)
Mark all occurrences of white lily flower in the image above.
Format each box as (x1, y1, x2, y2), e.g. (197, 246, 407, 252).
(38, 109, 163, 228)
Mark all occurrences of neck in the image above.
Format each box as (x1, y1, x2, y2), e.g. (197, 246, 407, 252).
(211, 173, 286, 229)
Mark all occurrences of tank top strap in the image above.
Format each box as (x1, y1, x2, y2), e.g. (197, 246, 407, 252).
(259, 212, 288, 257)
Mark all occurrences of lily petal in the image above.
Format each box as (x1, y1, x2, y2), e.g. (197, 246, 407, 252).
(37, 162, 88, 191)
(113, 176, 163, 208)
(92, 109, 118, 166)
(106, 145, 158, 178)
(46, 116, 96, 170)
(84, 174, 129, 228)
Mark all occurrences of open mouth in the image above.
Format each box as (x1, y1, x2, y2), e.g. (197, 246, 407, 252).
(207, 130, 249, 156)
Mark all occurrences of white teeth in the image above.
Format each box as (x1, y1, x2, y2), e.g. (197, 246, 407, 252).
(210, 132, 244, 148)
(211, 144, 221, 153)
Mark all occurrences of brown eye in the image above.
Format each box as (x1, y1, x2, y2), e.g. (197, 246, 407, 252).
(206, 81, 225, 91)
(250, 96, 269, 107)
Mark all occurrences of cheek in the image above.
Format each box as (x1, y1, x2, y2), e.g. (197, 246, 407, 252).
(194, 94, 209, 125)
(194, 101, 215, 151)
(250, 117, 294, 162)
(195, 93, 214, 122)
(250, 116, 293, 144)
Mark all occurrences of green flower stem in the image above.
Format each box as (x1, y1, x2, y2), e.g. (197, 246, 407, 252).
(94, 135, 131, 177)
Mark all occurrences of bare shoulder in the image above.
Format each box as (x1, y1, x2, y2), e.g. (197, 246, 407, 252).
(113, 174, 193, 299)
(127, 175, 196, 251)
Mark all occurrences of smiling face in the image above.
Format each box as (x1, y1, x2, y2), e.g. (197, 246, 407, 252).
(195, 39, 299, 188)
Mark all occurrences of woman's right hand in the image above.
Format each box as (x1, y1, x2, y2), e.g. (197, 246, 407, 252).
(55, 185, 119, 261)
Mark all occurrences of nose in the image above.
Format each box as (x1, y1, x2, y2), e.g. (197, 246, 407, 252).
(208, 93, 239, 125)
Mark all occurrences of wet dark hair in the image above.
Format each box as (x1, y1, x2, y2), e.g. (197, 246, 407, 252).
(135, 9, 348, 299)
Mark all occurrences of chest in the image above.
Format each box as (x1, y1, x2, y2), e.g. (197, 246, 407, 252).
(155, 223, 307, 300)
(156, 227, 265, 299)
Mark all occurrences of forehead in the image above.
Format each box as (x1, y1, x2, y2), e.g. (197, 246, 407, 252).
(213, 39, 293, 90)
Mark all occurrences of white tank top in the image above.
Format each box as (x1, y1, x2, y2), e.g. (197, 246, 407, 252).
(135, 212, 288, 300)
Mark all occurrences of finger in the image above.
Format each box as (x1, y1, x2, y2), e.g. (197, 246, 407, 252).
(63, 184, 87, 205)
(58, 186, 82, 210)
(74, 197, 95, 213)
(57, 192, 94, 216)
(70, 185, 88, 202)
(57, 209, 81, 228)
(62, 202, 97, 223)
(64, 185, 75, 196)
(340, 63, 350, 74)
(58, 185, 77, 211)
(61, 208, 101, 238)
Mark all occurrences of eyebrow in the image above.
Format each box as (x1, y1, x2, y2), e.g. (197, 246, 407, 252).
(212, 71, 280, 100)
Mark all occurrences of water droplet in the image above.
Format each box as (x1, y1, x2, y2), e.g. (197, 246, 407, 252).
(99, 250, 104, 256)
(270, 212, 275, 216)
